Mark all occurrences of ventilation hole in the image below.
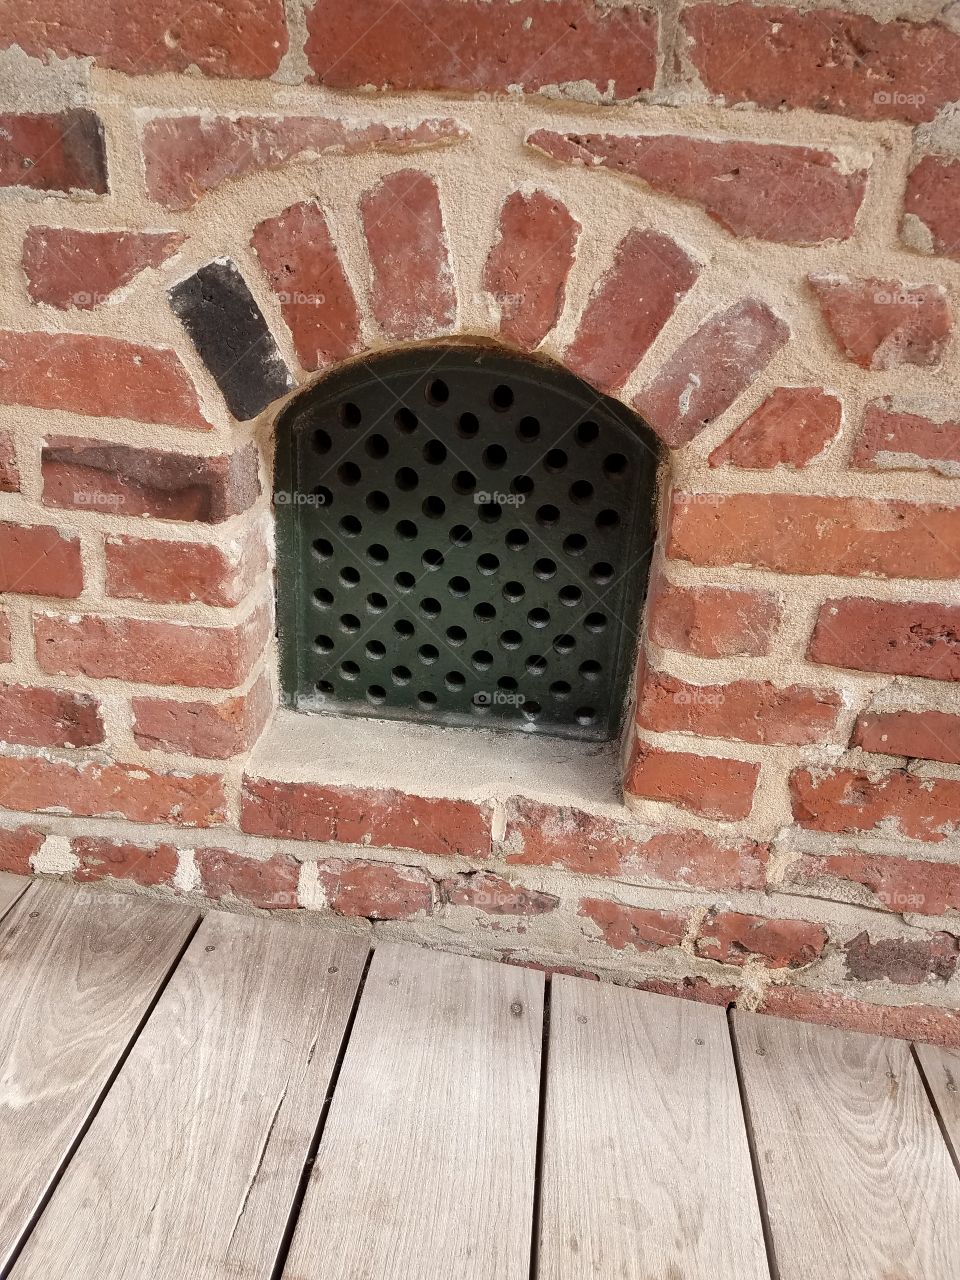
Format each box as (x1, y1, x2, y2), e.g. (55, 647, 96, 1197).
(339, 567, 360, 586)
(422, 548, 444, 570)
(559, 585, 582, 606)
(453, 470, 477, 494)
(550, 680, 571, 698)
(491, 383, 514, 411)
(526, 655, 547, 674)
(511, 474, 534, 496)
(575, 420, 598, 445)
(314, 485, 333, 507)
(477, 553, 500, 575)
(449, 524, 473, 546)
(522, 700, 541, 719)
(395, 467, 418, 491)
(528, 608, 550, 629)
(366, 543, 389, 564)
(313, 429, 332, 453)
(418, 690, 438, 707)
(584, 612, 608, 633)
(446, 625, 467, 645)
(449, 576, 470, 597)
(500, 630, 522, 650)
(576, 707, 597, 726)
(339, 663, 360, 679)
(340, 614, 361, 633)
(458, 412, 479, 438)
(340, 515, 361, 536)
(502, 581, 525, 602)
(422, 495, 446, 519)
(604, 453, 628, 476)
(563, 533, 587, 556)
(534, 558, 556, 579)
(338, 461, 361, 485)
(395, 407, 418, 433)
(591, 562, 615, 584)
(394, 619, 415, 638)
(394, 571, 415, 591)
(472, 649, 493, 670)
(418, 644, 439, 663)
(517, 416, 540, 441)
(366, 640, 386, 659)
(580, 659, 601, 679)
(478, 502, 502, 523)
(420, 597, 441, 619)
(392, 665, 411, 684)
(498, 675, 518, 692)
(545, 449, 567, 472)
(474, 602, 496, 622)
(536, 504, 559, 527)
(313, 587, 334, 608)
(423, 439, 447, 464)
(570, 480, 594, 504)
(367, 686, 387, 704)
(472, 698, 491, 715)
(313, 538, 333, 560)
(396, 519, 418, 540)
(445, 671, 466, 690)
(316, 679, 334, 695)
(314, 634, 334, 654)
(340, 402, 361, 426)
(483, 444, 507, 469)
(366, 490, 389, 514)
(367, 592, 388, 612)
(505, 529, 528, 550)
(596, 509, 619, 531)
(553, 634, 575, 654)
(426, 379, 449, 405)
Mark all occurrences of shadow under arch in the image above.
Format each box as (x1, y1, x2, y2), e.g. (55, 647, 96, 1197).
(273, 338, 663, 743)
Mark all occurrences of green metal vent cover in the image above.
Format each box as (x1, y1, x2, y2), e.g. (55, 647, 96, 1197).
(275, 344, 660, 742)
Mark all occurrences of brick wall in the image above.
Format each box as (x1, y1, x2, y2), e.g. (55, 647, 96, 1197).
(2, 0, 960, 1046)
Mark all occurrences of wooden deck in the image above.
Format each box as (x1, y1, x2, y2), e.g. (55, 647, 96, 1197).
(0, 871, 958, 1279)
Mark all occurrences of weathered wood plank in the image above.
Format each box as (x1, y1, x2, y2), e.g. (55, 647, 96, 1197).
(734, 1011, 960, 1280)
(12, 912, 369, 1280)
(283, 942, 544, 1280)
(0, 872, 29, 920)
(0, 879, 198, 1275)
(914, 1042, 960, 1170)
(538, 978, 769, 1280)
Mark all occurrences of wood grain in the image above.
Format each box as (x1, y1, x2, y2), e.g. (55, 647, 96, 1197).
(283, 942, 544, 1280)
(0, 873, 28, 921)
(12, 912, 369, 1280)
(0, 879, 197, 1275)
(914, 1042, 960, 1171)
(734, 1011, 960, 1280)
(538, 978, 769, 1280)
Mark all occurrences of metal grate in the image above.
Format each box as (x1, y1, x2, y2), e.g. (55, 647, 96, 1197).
(275, 345, 660, 742)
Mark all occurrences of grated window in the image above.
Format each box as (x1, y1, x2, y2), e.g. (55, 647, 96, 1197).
(274, 345, 659, 741)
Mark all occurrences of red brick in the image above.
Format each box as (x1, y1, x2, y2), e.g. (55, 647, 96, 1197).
(579, 897, 688, 953)
(41, 438, 259, 524)
(105, 534, 264, 606)
(0, 523, 82, 599)
(196, 848, 299, 909)
(0, 825, 43, 874)
(143, 114, 467, 211)
(306, 0, 657, 100)
(758, 986, 960, 1049)
(696, 910, 827, 969)
(3, 0, 288, 78)
(483, 190, 580, 351)
(626, 742, 759, 821)
(0, 109, 106, 193)
(35, 604, 269, 690)
(709, 387, 841, 470)
(636, 976, 741, 1007)
(646, 576, 780, 659)
(22, 228, 185, 310)
(251, 200, 361, 371)
(502, 797, 767, 890)
(809, 274, 952, 370)
(854, 709, 960, 766)
(669, 493, 960, 581)
(845, 930, 958, 985)
(0, 332, 210, 429)
(808, 598, 960, 681)
(790, 766, 960, 844)
(0, 755, 225, 826)
(852, 400, 960, 478)
(0, 612, 9, 664)
(636, 668, 841, 747)
(316, 858, 434, 920)
(360, 170, 456, 341)
(71, 837, 179, 889)
(903, 154, 960, 262)
(442, 871, 557, 916)
(565, 228, 699, 393)
(787, 850, 960, 919)
(241, 778, 492, 858)
(132, 675, 273, 760)
(633, 300, 789, 447)
(0, 683, 103, 748)
(0, 431, 18, 492)
(681, 5, 960, 125)
(529, 130, 867, 245)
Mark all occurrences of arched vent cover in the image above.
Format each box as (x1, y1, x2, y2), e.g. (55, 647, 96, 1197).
(275, 344, 659, 742)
